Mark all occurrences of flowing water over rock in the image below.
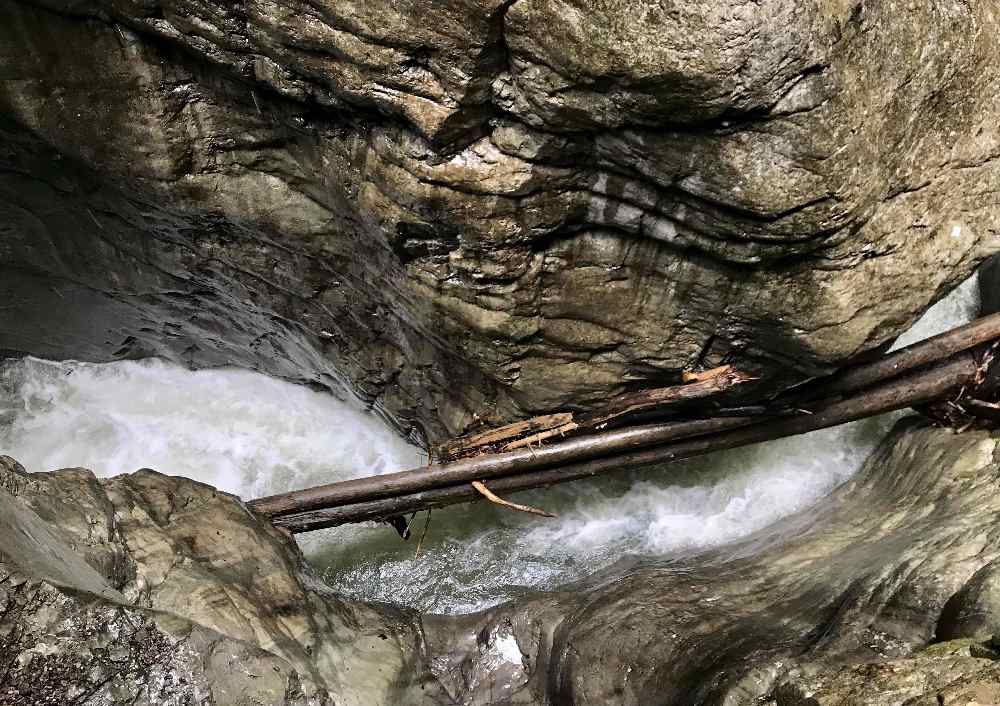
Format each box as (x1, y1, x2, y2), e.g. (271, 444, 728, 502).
(0, 277, 982, 614)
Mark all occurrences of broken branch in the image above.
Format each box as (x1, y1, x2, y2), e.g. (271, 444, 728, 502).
(471, 481, 556, 517)
(247, 416, 753, 518)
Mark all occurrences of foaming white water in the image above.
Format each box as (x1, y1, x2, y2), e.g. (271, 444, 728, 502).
(0, 273, 981, 614)
(0, 359, 422, 499)
(3, 356, 880, 612)
(523, 422, 880, 555)
(310, 416, 891, 612)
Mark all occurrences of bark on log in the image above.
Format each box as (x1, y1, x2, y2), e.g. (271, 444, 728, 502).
(434, 365, 751, 462)
(778, 312, 1000, 401)
(248, 416, 754, 517)
(270, 352, 979, 533)
(574, 366, 752, 428)
(435, 413, 574, 460)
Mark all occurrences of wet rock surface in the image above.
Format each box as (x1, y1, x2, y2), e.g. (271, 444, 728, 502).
(425, 419, 1000, 705)
(2, 0, 999, 442)
(3, 2, 1000, 700)
(7, 421, 1000, 704)
(0, 456, 448, 706)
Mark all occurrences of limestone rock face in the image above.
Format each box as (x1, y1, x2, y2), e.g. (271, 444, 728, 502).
(770, 643, 1000, 706)
(2, 1, 999, 440)
(0, 577, 332, 706)
(8, 422, 1000, 705)
(0, 456, 449, 706)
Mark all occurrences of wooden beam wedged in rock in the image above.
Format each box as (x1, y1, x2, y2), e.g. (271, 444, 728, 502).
(250, 315, 1000, 523)
(248, 416, 754, 517)
(270, 353, 980, 533)
(779, 312, 1000, 401)
(435, 366, 751, 461)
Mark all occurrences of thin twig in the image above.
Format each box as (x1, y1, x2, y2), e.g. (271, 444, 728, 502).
(504, 422, 579, 451)
(414, 510, 432, 557)
(471, 480, 556, 518)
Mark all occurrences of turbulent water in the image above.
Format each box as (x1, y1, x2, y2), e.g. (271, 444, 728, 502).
(0, 276, 982, 613)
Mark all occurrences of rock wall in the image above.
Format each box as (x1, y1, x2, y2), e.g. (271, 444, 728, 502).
(427, 419, 1000, 705)
(1, 0, 998, 441)
(7, 421, 1000, 704)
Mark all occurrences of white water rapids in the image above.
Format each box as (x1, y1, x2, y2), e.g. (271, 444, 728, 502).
(0, 276, 982, 613)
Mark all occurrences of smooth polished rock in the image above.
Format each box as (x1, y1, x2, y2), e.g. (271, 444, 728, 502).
(6, 419, 1000, 704)
(426, 420, 1000, 704)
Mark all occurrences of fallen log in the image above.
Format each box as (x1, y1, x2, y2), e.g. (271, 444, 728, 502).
(777, 312, 1000, 401)
(434, 365, 752, 462)
(574, 365, 752, 428)
(270, 351, 979, 533)
(248, 416, 755, 517)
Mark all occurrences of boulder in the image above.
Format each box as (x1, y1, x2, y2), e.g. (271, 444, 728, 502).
(1, 0, 998, 441)
(0, 456, 449, 706)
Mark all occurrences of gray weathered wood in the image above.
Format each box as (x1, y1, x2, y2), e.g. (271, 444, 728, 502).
(271, 353, 979, 533)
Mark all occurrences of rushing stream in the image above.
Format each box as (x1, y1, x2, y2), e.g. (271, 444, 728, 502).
(0, 276, 982, 614)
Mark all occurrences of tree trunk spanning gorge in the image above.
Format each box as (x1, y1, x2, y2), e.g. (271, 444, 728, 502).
(248, 313, 1000, 531)
(1, 0, 999, 443)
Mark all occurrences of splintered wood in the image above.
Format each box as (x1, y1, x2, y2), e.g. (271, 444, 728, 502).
(435, 412, 575, 461)
(435, 365, 750, 463)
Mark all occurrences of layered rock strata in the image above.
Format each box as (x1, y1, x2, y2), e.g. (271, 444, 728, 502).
(2, 0, 999, 440)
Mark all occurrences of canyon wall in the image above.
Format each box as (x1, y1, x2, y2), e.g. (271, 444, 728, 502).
(1, 0, 998, 442)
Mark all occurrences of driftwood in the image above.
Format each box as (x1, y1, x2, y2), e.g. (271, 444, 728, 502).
(267, 353, 980, 533)
(502, 422, 580, 452)
(248, 314, 1000, 535)
(776, 312, 1000, 402)
(576, 366, 751, 425)
(248, 416, 755, 517)
(471, 480, 556, 517)
(682, 364, 733, 383)
(435, 412, 574, 460)
(434, 365, 752, 462)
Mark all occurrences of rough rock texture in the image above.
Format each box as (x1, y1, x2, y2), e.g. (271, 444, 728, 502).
(8, 421, 1000, 705)
(0, 456, 449, 706)
(2, 0, 999, 441)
